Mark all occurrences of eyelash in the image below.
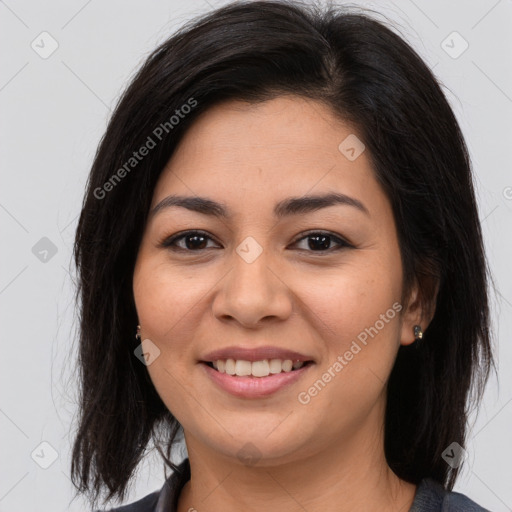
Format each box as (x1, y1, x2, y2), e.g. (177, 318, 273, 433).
(158, 229, 353, 254)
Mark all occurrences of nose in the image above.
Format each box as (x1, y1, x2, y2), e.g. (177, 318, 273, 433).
(211, 245, 293, 328)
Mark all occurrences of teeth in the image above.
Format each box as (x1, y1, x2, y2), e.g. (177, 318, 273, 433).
(269, 358, 283, 374)
(212, 358, 305, 377)
(225, 359, 236, 375)
(235, 360, 252, 376)
(252, 360, 270, 377)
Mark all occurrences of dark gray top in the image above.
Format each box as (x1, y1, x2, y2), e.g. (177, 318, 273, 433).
(96, 458, 491, 511)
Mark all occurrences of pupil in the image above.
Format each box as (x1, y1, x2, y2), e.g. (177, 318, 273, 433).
(186, 234, 207, 250)
(308, 234, 330, 250)
(184, 234, 331, 251)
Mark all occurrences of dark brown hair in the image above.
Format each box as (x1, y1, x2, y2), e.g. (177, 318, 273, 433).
(71, 1, 495, 508)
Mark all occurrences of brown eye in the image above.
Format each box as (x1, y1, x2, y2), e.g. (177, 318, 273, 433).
(292, 231, 352, 253)
(160, 230, 220, 251)
(159, 230, 352, 254)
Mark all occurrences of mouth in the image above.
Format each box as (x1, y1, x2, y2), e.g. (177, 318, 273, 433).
(200, 358, 315, 398)
(198, 346, 316, 397)
(201, 358, 315, 377)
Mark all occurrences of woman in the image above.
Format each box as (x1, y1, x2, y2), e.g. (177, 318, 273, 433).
(71, 1, 495, 511)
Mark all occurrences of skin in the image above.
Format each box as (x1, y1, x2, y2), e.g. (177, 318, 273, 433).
(132, 95, 430, 512)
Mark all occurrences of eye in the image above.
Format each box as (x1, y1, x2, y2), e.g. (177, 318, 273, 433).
(159, 230, 221, 251)
(291, 231, 352, 253)
(159, 229, 352, 254)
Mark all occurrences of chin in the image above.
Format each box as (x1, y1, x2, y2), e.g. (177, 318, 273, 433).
(196, 426, 314, 467)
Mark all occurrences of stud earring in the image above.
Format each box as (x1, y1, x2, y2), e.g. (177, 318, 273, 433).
(135, 325, 141, 340)
(413, 324, 423, 342)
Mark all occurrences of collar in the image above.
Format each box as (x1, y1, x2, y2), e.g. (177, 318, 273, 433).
(155, 458, 190, 512)
(152, 458, 486, 512)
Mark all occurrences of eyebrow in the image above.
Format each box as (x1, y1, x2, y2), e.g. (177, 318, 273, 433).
(149, 192, 370, 220)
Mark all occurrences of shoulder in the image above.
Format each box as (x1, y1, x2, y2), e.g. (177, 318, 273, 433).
(92, 458, 190, 512)
(93, 489, 160, 512)
(442, 489, 491, 512)
(411, 478, 491, 512)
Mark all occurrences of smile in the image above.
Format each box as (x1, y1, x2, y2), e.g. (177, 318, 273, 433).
(201, 359, 315, 398)
(205, 358, 313, 376)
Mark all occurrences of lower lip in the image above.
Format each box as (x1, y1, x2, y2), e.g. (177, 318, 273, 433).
(201, 363, 314, 398)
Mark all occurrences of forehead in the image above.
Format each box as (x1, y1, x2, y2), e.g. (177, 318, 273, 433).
(150, 95, 386, 221)
(168, 95, 356, 165)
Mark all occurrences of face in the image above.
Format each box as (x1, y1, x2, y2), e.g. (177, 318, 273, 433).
(132, 95, 421, 467)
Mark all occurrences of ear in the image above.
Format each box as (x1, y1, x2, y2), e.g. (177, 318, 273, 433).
(399, 276, 439, 346)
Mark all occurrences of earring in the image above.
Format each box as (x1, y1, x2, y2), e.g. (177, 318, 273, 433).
(135, 325, 141, 340)
(413, 324, 423, 342)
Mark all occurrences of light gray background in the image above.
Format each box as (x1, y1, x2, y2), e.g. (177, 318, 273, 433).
(1, 0, 511, 510)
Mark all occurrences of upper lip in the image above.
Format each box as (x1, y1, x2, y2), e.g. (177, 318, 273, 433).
(200, 346, 315, 363)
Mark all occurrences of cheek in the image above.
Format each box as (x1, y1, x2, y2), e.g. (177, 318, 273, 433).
(132, 258, 220, 403)
(303, 256, 402, 375)
(309, 260, 399, 328)
(133, 258, 205, 342)
(294, 272, 401, 435)
(132, 259, 201, 419)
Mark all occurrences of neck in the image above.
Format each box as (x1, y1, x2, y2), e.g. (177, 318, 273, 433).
(177, 416, 416, 512)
